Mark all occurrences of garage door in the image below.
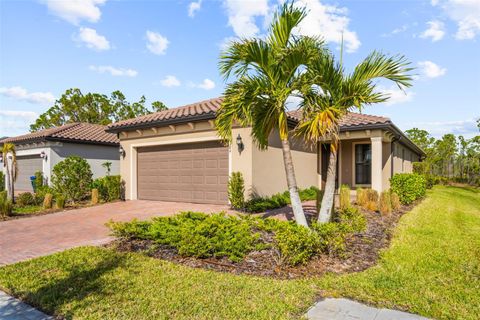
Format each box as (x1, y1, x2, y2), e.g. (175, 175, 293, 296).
(15, 155, 43, 192)
(137, 141, 229, 204)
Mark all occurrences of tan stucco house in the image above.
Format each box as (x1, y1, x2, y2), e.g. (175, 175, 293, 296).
(106, 97, 424, 205)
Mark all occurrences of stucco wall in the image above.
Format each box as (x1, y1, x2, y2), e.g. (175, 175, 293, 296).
(251, 130, 317, 197)
(51, 142, 120, 179)
(392, 142, 418, 174)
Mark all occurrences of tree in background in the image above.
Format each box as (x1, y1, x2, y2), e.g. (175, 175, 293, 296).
(30, 88, 168, 132)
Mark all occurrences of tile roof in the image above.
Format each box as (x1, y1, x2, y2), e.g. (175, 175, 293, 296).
(107, 97, 223, 130)
(107, 97, 391, 131)
(0, 123, 119, 145)
(286, 109, 391, 129)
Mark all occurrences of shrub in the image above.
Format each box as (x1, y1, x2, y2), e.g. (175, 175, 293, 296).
(34, 185, 54, 205)
(17, 192, 36, 206)
(0, 191, 13, 218)
(245, 186, 320, 213)
(55, 194, 66, 209)
(339, 185, 351, 210)
(379, 191, 392, 215)
(228, 172, 245, 210)
(52, 156, 92, 202)
(92, 189, 99, 204)
(356, 188, 367, 206)
(34, 171, 44, 191)
(91, 175, 121, 202)
(389, 190, 401, 210)
(0, 172, 4, 192)
(390, 173, 426, 205)
(43, 193, 53, 209)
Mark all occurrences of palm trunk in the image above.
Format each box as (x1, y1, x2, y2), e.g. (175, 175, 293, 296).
(5, 157, 14, 202)
(280, 139, 308, 227)
(318, 145, 337, 223)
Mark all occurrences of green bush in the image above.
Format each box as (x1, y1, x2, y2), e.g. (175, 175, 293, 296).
(0, 191, 13, 218)
(245, 186, 320, 213)
(390, 173, 427, 205)
(34, 171, 44, 191)
(17, 192, 36, 206)
(55, 194, 66, 209)
(52, 156, 92, 202)
(228, 172, 245, 210)
(0, 172, 4, 192)
(91, 175, 121, 202)
(34, 185, 54, 205)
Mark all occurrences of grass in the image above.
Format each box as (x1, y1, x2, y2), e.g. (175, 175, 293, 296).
(13, 205, 44, 215)
(0, 186, 478, 319)
(317, 185, 480, 319)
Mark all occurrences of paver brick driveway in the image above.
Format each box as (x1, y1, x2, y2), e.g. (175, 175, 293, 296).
(0, 200, 232, 266)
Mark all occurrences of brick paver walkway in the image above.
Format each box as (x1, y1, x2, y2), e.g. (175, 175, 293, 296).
(0, 200, 232, 266)
(307, 298, 429, 320)
(0, 291, 52, 320)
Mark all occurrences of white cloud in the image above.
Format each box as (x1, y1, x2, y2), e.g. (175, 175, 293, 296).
(294, 0, 361, 53)
(434, 0, 480, 40)
(0, 86, 55, 105)
(378, 85, 415, 106)
(188, 0, 202, 17)
(410, 118, 478, 137)
(420, 20, 445, 42)
(0, 110, 39, 136)
(89, 65, 138, 77)
(160, 75, 181, 87)
(431, 0, 440, 5)
(44, 0, 106, 25)
(192, 78, 216, 90)
(146, 30, 169, 55)
(223, 0, 270, 37)
(418, 61, 447, 78)
(382, 24, 409, 38)
(75, 27, 110, 51)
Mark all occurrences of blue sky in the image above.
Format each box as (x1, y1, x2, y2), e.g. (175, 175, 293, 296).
(0, 0, 479, 138)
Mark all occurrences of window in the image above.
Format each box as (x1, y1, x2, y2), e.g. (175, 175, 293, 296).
(355, 144, 371, 185)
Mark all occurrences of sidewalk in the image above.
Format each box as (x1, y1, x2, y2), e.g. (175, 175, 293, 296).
(0, 291, 52, 320)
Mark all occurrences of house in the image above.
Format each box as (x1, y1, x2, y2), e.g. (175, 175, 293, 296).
(106, 97, 424, 205)
(1, 123, 120, 193)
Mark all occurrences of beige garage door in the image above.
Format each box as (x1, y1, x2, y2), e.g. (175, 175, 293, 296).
(15, 155, 43, 192)
(137, 141, 229, 204)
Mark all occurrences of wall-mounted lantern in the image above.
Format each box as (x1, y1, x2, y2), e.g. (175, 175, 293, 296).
(40, 151, 46, 160)
(236, 134, 244, 154)
(119, 146, 126, 158)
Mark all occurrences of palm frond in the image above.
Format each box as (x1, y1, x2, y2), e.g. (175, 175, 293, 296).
(268, 2, 307, 48)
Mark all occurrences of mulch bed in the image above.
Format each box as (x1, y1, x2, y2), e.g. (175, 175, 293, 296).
(109, 204, 415, 279)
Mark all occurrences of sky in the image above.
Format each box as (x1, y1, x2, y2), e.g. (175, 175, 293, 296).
(0, 0, 479, 138)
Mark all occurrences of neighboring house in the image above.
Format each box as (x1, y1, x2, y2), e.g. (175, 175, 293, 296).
(107, 97, 424, 205)
(0, 123, 120, 193)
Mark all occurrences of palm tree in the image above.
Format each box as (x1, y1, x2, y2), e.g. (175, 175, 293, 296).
(297, 51, 414, 223)
(2, 143, 18, 202)
(216, 3, 327, 227)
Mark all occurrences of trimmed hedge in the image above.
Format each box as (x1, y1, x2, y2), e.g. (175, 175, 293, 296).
(390, 173, 426, 205)
(245, 186, 320, 213)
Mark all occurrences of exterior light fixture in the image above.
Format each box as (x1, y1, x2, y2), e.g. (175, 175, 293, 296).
(119, 146, 126, 158)
(236, 134, 244, 154)
(40, 151, 46, 158)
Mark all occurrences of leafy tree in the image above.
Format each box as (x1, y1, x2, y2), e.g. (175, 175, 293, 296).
(216, 3, 326, 227)
(151, 101, 168, 112)
(298, 49, 413, 223)
(30, 88, 168, 131)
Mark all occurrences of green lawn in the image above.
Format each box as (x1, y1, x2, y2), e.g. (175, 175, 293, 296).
(0, 186, 478, 319)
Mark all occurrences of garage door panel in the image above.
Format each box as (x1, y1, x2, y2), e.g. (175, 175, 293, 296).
(14, 155, 43, 192)
(137, 141, 228, 204)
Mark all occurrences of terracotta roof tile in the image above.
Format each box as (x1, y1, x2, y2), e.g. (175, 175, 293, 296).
(1, 123, 119, 145)
(107, 96, 390, 131)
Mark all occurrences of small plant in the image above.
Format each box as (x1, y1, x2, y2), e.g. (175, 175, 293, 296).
(0, 191, 13, 218)
(0, 171, 5, 192)
(356, 188, 367, 206)
(379, 191, 392, 215)
(228, 172, 245, 210)
(389, 190, 401, 210)
(91, 175, 122, 202)
(52, 156, 93, 202)
(390, 173, 426, 205)
(43, 193, 53, 209)
(55, 194, 66, 209)
(34, 171, 44, 191)
(17, 192, 36, 206)
(365, 200, 378, 212)
(102, 161, 112, 176)
(339, 185, 351, 210)
(92, 189, 99, 204)
(245, 187, 319, 213)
